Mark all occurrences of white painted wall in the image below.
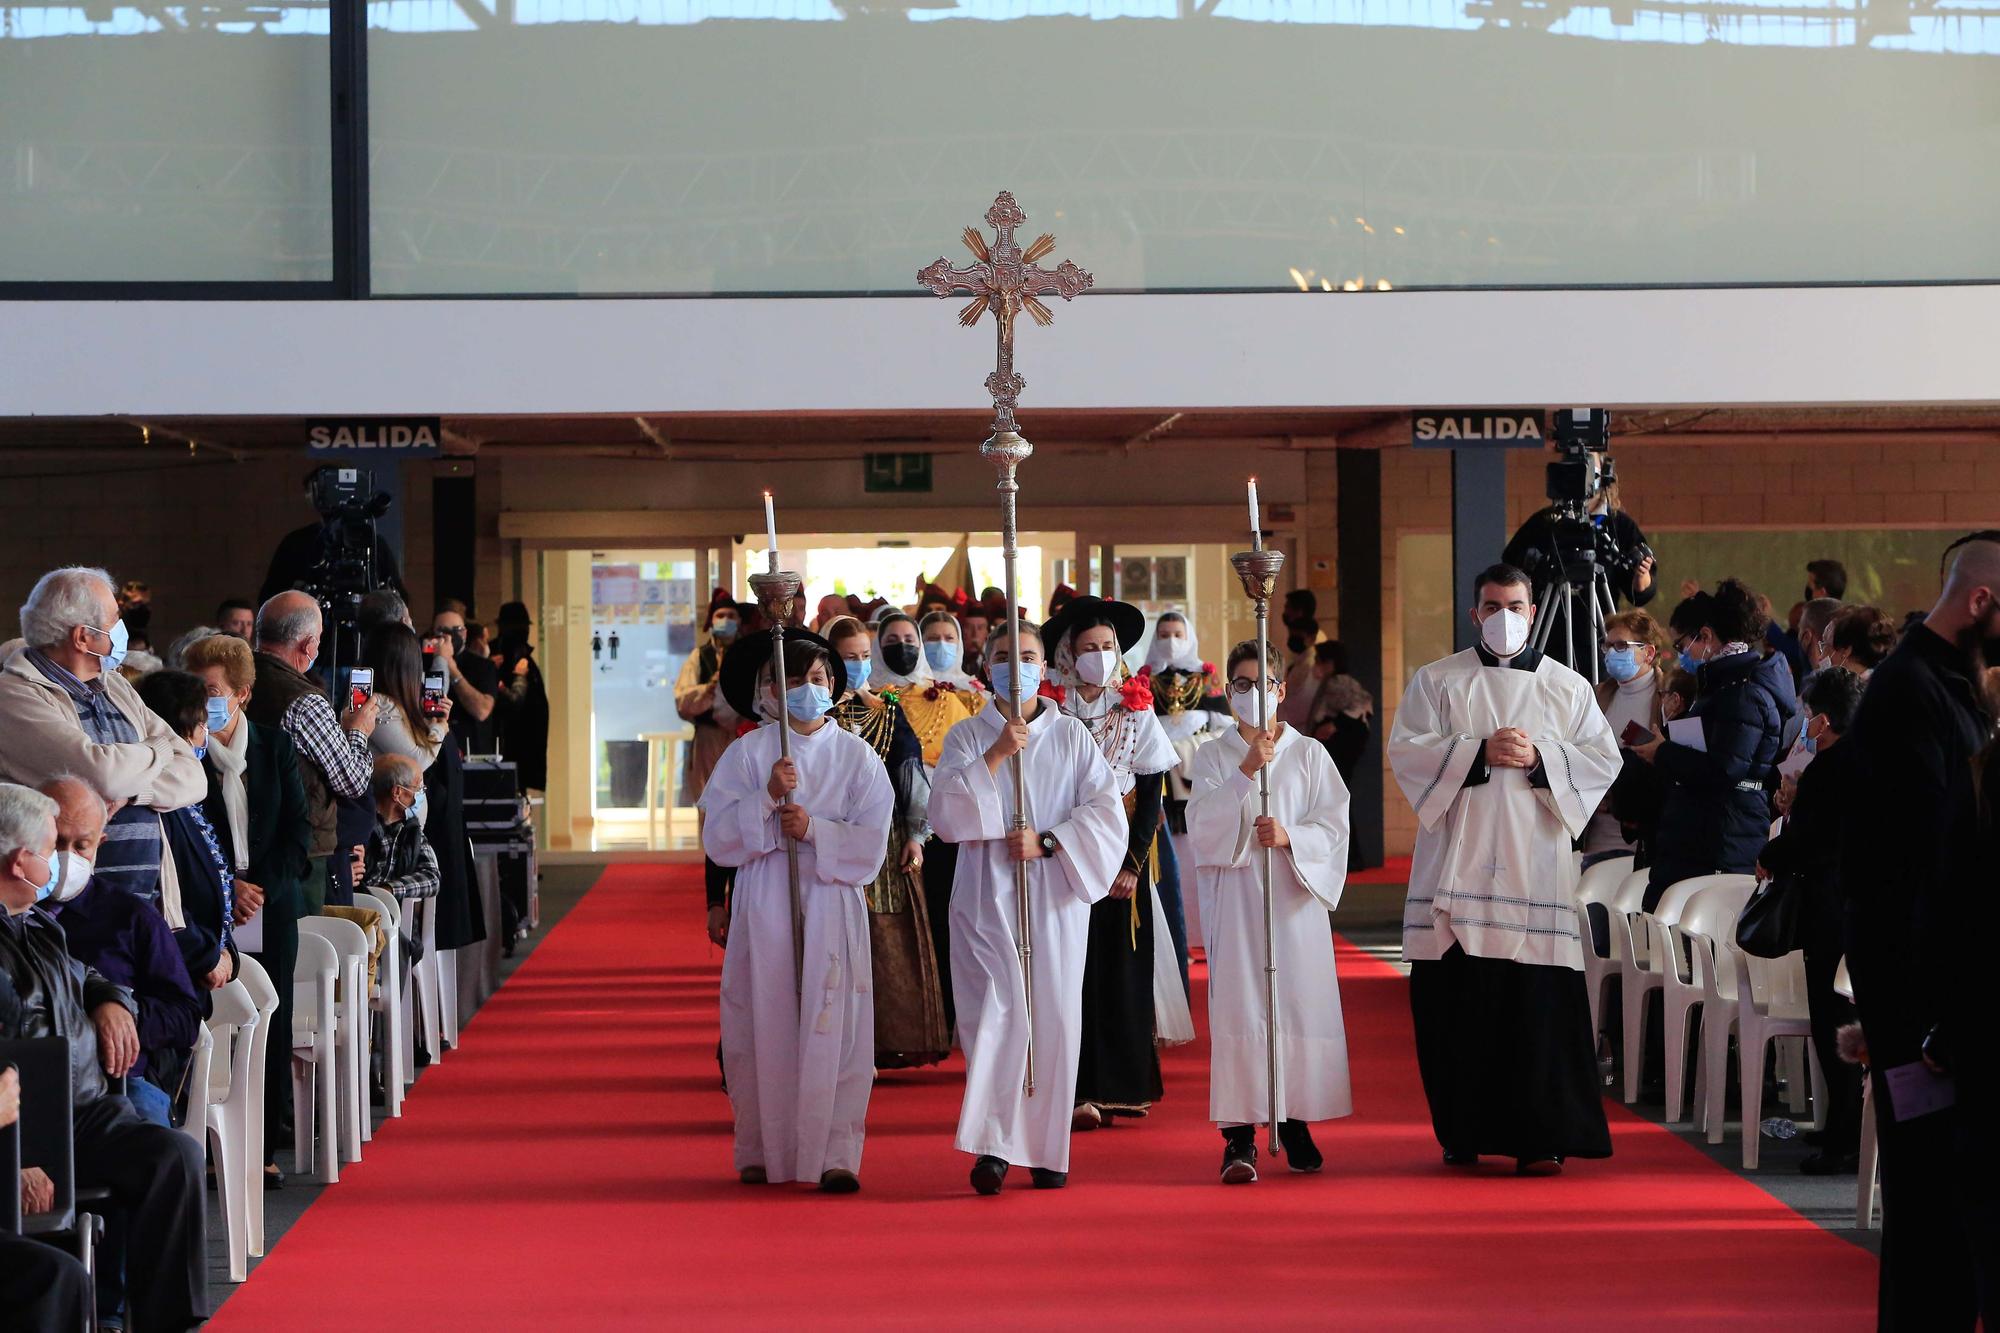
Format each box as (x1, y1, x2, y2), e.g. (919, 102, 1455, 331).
(6, 286, 2000, 418)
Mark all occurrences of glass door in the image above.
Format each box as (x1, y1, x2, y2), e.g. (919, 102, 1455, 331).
(588, 550, 700, 850)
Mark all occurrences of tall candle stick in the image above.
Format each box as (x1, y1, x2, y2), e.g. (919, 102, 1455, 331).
(763, 490, 779, 571)
(1248, 477, 1262, 552)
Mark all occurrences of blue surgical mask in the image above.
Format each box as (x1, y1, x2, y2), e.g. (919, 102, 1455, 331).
(785, 682, 832, 722)
(411, 787, 429, 823)
(711, 618, 740, 640)
(987, 660, 1043, 702)
(1679, 649, 1704, 674)
(1800, 729, 1818, 755)
(924, 641, 962, 674)
(843, 659, 871, 691)
(1603, 647, 1644, 683)
(86, 619, 130, 671)
(192, 744, 207, 760)
(205, 696, 233, 733)
(29, 849, 60, 903)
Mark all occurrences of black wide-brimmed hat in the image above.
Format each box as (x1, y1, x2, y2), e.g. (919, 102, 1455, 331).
(719, 627, 846, 721)
(1040, 595, 1146, 656)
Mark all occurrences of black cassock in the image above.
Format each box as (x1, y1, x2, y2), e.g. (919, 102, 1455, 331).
(426, 742, 487, 952)
(1409, 944, 1612, 1161)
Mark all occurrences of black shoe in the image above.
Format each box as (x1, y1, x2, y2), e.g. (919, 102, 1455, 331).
(738, 1166, 768, 1185)
(1442, 1149, 1478, 1167)
(1221, 1133, 1259, 1185)
(263, 1163, 285, 1191)
(971, 1156, 1009, 1195)
(1515, 1156, 1565, 1177)
(1029, 1167, 1067, 1190)
(1799, 1151, 1859, 1176)
(1278, 1120, 1324, 1173)
(818, 1169, 861, 1194)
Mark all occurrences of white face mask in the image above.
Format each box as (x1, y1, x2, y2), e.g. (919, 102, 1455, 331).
(1480, 608, 1530, 659)
(1074, 647, 1120, 688)
(51, 849, 92, 903)
(1230, 685, 1278, 728)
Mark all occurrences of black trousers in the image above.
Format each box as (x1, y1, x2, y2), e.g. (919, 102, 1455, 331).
(73, 1094, 208, 1331)
(0, 1232, 91, 1330)
(254, 875, 306, 1166)
(1801, 940, 1861, 1156)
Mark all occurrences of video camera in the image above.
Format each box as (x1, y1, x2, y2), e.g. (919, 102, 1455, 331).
(1536, 408, 1652, 579)
(299, 465, 394, 696)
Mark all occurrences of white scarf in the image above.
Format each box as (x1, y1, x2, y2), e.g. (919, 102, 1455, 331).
(209, 715, 252, 872)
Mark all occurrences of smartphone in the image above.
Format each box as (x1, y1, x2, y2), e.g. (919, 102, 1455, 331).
(423, 635, 444, 659)
(422, 669, 449, 718)
(348, 667, 374, 712)
(1620, 720, 1652, 747)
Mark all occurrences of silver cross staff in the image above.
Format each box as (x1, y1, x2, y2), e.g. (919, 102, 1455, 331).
(919, 191, 1092, 1097)
(1230, 539, 1287, 1160)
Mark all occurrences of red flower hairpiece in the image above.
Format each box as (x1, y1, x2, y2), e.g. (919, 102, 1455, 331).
(1119, 676, 1155, 711)
(1038, 679, 1066, 705)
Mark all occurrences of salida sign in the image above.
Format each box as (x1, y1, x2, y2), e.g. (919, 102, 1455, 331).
(1410, 409, 1546, 448)
(305, 417, 443, 458)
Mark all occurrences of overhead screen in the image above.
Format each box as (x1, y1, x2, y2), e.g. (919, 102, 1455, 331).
(1, 0, 1995, 290)
(364, 0, 2000, 293)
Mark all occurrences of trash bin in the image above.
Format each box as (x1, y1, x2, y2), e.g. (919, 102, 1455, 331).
(606, 739, 649, 809)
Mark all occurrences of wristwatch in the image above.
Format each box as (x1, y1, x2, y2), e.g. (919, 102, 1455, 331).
(1038, 830, 1060, 859)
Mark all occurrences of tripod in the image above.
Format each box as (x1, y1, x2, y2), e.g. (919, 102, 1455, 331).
(1528, 553, 1615, 685)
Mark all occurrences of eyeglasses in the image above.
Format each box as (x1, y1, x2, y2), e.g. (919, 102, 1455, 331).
(1226, 677, 1282, 696)
(1600, 639, 1644, 653)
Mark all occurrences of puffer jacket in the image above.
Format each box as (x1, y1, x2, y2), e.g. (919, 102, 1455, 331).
(1645, 649, 1786, 907)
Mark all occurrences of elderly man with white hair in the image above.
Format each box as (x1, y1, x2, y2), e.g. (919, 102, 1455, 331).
(0, 781, 209, 1330)
(0, 566, 206, 904)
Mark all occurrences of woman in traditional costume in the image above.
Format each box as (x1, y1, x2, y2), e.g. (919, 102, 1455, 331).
(1043, 596, 1190, 1130)
(824, 616, 951, 1068)
(1139, 609, 1226, 993)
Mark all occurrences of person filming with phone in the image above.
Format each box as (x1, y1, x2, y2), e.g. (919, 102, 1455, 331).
(252, 591, 378, 912)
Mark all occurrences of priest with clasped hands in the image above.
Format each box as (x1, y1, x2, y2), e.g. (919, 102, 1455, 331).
(1389, 563, 1623, 1178)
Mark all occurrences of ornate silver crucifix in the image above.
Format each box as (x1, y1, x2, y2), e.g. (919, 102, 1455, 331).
(918, 191, 1091, 1097)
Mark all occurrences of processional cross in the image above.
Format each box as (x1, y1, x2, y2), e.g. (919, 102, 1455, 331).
(918, 191, 1091, 1097)
(917, 191, 1093, 438)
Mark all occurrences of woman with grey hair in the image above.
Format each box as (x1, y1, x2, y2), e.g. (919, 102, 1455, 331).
(163, 625, 220, 671)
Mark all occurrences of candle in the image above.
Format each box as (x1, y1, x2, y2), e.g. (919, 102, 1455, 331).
(763, 490, 779, 568)
(1248, 477, 1262, 550)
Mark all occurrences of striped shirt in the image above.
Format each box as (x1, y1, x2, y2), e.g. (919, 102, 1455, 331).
(25, 649, 163, 905)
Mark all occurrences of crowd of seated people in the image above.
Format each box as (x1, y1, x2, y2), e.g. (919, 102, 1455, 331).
(0, 565, 547, 1329)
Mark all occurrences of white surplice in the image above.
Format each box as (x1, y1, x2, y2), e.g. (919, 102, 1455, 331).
(930, 701, 1127, 1172)
(1388, 649, 1622, 971)
(1189, 724, 1353, 1126)
(700, 719, 894, 1183)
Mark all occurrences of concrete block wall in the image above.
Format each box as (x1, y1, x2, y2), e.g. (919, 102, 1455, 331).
(1372, 435, 2000, 857)
(0, 455, 442, 655)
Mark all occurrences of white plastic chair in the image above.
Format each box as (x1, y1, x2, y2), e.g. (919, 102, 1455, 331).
(300, 915, 373, 1166)
(234, 953, 279, 1257)
(1677, 878, 1757, 1143)
(365, 887, 410, 1118)
(197, 978, 259, 1281)
(1834, 959, 1881, 1228)
(1732, 943, 1825, 1169)
(1658, 874, 1757, 1123)
(1573, 854, 1634, 1044)
(1607, 867, 1664, 1102)
(407, 895, 445, 1068)
(292, 931, 341, 1184)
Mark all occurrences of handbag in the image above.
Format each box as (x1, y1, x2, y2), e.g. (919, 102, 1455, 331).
(1735, 872, 1804, 959)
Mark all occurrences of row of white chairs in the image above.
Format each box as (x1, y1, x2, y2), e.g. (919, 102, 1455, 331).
(1577, 857, 1842, 1178)
(168, 888, 466, 1292)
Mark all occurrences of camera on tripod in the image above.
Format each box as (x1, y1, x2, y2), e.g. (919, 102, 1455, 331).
(299, 466, 393, 695)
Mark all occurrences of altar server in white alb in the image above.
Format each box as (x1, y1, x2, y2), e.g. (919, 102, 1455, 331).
(1388, 562, 1623, 1177)
(1189, 638, 1352, 1185)
(701, 627, 895, 1194)
(930, 619, 1126, 1194)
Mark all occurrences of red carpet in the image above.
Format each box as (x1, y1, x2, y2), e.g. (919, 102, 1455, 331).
(216, 865, 1876, 1330)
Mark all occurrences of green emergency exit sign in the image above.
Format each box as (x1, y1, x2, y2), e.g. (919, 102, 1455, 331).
(864, 453, 933, 494)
